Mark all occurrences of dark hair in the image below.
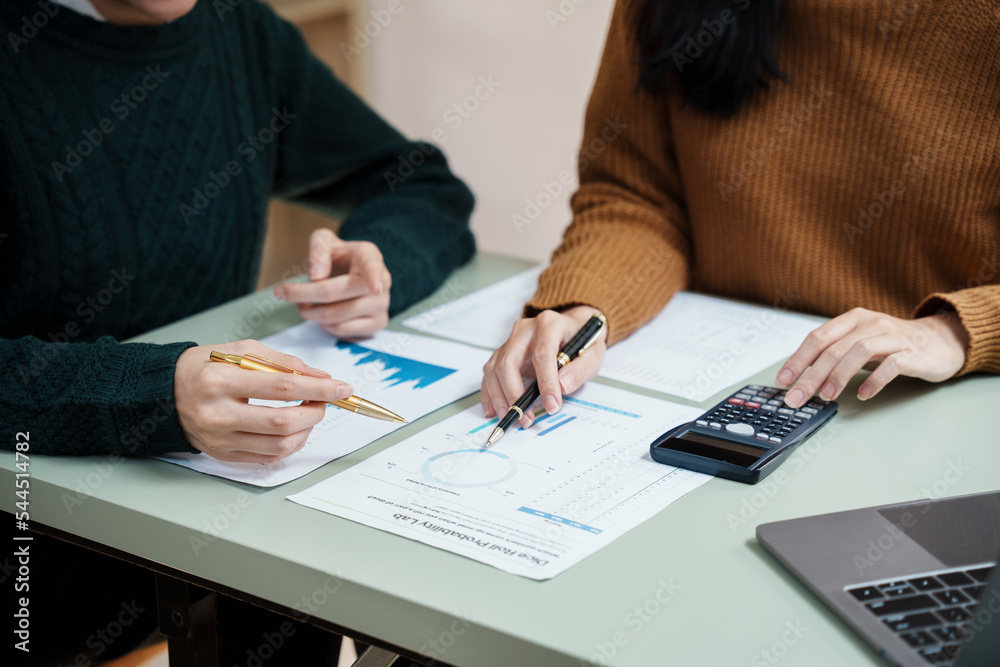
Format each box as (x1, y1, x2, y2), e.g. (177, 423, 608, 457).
(635, 0, 784, 116)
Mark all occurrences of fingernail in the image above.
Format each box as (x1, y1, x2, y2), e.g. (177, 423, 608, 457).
(560, 374, 577, 394)
(309, 367, 331, 378)
(777, 369, 793, 386)
(274, 286, 287, 300)
(374, 281, 383, 296)
(858, 385, 873, 400)
(820, 382, 836, 400)
(543, 394, 559, 414)
(484, 406, 495, 418)
(335, 385, 353, 400)
(785, 388, 804, 408)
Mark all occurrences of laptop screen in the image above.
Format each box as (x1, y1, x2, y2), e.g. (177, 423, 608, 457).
(878, 494, 1000, 568)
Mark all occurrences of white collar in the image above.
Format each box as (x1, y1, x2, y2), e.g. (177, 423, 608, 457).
(52, 0, 107, 22)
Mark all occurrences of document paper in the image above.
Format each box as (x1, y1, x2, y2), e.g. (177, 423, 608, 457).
(156, 323, 491, 487)
(288, 383, 709, 579)
(401, 265, 544, 349)
(401, 268, 820, 402)
(602, 292, 820, 402)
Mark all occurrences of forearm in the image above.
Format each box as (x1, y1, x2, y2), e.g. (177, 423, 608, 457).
(526, 181, 690, 345)
(0, 336, 198, 456)
(338, 165, 476, 314)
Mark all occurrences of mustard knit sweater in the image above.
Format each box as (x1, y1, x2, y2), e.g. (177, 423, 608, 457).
(528, 0, 1000, 376)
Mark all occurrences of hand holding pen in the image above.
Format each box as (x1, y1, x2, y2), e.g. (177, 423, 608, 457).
(485, 311, 607, 447)
(482, 306, 609, 433)
(174, 341, 401, 465)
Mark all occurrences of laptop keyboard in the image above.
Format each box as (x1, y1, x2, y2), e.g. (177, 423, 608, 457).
(846, 563, 996, 665)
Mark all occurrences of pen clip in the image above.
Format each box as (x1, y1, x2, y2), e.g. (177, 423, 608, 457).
(576, 313, 607, 357)
(243, 353, 302, 375)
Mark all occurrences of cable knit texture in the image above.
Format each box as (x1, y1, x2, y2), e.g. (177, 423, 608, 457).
(528, 0, 1000, 376)
(0, 0, 475, 456)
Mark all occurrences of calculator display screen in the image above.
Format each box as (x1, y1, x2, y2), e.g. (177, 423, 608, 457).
(658, 431, 768, 468)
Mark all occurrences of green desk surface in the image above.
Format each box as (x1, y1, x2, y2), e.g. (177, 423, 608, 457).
(3, 253, 998, 666)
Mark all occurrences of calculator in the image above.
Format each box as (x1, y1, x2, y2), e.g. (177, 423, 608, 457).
(650, 385, 838, 484)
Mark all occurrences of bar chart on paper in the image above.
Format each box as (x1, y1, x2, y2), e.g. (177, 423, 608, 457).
(289, 383, 712, 579)
(156, 323, 490, 487)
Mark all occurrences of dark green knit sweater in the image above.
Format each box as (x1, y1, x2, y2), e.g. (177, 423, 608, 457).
(0, 0, 475, 456)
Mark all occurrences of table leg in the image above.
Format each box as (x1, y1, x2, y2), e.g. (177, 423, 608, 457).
(155, 573, 219, 667)
(353, 644, 401, 667)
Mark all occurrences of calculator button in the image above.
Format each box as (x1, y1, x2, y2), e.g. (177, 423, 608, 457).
(726, 423, 755, 436)
(801, 407, 818, 415)
(807, 401, 825, 409)
(745, 401, 761, 408)
(728, 398, 745, 406)
(696, 420, 708, 427)
(761, 404, 776, 412)
(735, 393, 751, 400)
(756, 433, 770, 441)
(767, 399, 782, 406)
(794, 411, 812, 420)
(769, 436, 782, 443)
(777, 408, 794, 415)
(748, 385, 763, 390)
(709, 422, 722, 429)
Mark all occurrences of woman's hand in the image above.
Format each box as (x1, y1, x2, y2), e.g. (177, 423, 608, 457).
(174, 340, 353, 463)
(481, 306, 608, 428)
(275, 228, 392, 339)
(777, 308, 968, 408)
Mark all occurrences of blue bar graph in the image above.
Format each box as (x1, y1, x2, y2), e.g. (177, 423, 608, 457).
(538, 415, 577, 436)
(468, 418, 499, 435)
(335, 341, 456, 389)
(518, 412, 557, 431)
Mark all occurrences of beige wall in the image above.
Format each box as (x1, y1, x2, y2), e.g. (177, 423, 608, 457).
(363, 0, 616, 263)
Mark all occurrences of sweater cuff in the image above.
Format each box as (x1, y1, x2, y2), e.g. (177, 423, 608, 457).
(914, 289, 1000, 376)
(109, 341, 200, 456)
(525, 249, 686, 346)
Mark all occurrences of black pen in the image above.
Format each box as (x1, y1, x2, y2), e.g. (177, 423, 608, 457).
(485, 312, 606, 448)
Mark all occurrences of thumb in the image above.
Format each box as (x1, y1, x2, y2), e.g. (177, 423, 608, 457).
(308, 228, 343, 281)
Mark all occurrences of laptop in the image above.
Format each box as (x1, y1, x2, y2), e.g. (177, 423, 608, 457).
(756, 490, 1000, 666)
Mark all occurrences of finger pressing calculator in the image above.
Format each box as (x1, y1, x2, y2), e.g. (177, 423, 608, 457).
(650, 385, 838, 484)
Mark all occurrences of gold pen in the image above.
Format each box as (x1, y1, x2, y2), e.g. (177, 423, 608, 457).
(209, 351, 407, 424)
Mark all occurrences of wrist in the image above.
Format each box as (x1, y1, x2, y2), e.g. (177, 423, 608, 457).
(556, 304, 606, 324)
(932, 310, 969, 350)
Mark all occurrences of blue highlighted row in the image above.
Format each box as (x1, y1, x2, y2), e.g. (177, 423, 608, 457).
(517, 507, 602, 534)
(563, 396, 641, 419)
